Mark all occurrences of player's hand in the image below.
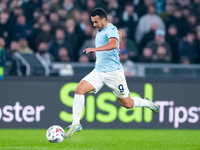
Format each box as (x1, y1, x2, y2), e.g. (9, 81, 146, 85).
(83, 48, 97, 54)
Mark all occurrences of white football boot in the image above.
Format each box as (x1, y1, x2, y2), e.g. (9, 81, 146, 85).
(145, 97, 160, 114)
(65, 124, 82, 138)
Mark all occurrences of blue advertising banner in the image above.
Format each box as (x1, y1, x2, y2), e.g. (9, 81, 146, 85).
(0, 77, 199, 129)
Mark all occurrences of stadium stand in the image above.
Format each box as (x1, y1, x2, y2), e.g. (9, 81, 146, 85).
(1, 0, 200, 77)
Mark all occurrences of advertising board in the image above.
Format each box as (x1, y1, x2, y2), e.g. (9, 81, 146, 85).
(0, 77, 199, 129)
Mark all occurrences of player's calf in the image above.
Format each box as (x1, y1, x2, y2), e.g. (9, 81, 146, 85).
(118, 96, 134, 109)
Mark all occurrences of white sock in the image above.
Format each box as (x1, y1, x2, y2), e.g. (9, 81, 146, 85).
(132, 97, 150, 108)
(72, 94, 85, 125)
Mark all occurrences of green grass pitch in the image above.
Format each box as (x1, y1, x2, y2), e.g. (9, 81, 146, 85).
(0, 129, 199, 150)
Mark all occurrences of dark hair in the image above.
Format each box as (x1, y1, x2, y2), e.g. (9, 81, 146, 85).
(90, 7, 107, 20)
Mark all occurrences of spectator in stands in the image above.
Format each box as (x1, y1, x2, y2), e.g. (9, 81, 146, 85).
(177, 0, 191, 7)
(146, 28, 172, 61)
(178, 31, 198, 63)
(64, 18, 79, 61)
(84, 0, 97, 14)
(0, 1, 7, 13)
(9, 0, 21, 13)
(180, 56, 191, 64)
(9, 6, 24, 24)
(139, 47, 153, 63)
(107, 13, 114, 24)
(138, 22, 158, 54)
(0, 11, 11, 48)
(33, 14, 47, 33)
(32, 14, 48, 50)
(166, 7, 187, 37)
(78, 55, 89, 63)
(118, 28, 138, 62)
(120, 2, 138, 41)
(36, 14, 48, 27)
(193, 0, 200, 22)
(12, 15, 33, 42)
(58, 8, 68, 25)
(120, 50, 136, 77)
(39, 1, 49, 16)
(152, 46, 171, 63)
(50, 0, 62, 12)
(76, 14, 93, 57)
(159, 0, 175, 23)
(166, 24, 180, 63)
(6, 41, 22, 76)
(72, 9, 81, 24)
(135, 4, 165, 44)
(21, 0, 41, 24)
(49, 12, 63, 34)
(75, 11, 90, 36)
(1, 0, 200, 66)
(18, 38, 34, 54)
(6, 41, 20, 61)
(79, 29, 96, 62)
(182, 6, 190, 19)
(154, 0, 165, 14)
(185, 13, 198, 33)
(106, 0, 120, 26)
(57, 47, 71, 62)
(41, 1, 51, 19)
(33, 10, 41, 23)
(35, 23, 53, 49)
(135, 0, 155, 17)
(0, 37, 6, 50)
(36, 42, 53, 66)
(49, 29, 73, 61)
(62, 0, 76, 18)
(97, 0, 108, 10)
(81, 22, 93, 40)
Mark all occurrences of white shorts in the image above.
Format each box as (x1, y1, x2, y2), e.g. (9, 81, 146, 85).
(82, 69, 130, 98)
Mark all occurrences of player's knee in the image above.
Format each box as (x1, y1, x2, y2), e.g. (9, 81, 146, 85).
(75, 86, 84, 95)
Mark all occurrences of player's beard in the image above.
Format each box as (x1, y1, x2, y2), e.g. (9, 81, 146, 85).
(97, 21, 104, 31)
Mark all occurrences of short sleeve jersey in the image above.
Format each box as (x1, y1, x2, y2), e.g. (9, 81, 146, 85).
(94, 23, 122, 72)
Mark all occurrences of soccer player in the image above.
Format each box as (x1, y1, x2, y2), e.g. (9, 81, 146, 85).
(65, 7, 159, 138)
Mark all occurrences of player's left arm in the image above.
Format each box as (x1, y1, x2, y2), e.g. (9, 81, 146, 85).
(118, 31, 122, 46)
(83, 38, 118, 54)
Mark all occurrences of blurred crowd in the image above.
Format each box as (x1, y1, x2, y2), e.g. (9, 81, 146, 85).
(1, 0, 200, 67)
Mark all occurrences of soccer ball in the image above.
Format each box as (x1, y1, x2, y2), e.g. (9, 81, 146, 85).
(46, 125, 65, 143)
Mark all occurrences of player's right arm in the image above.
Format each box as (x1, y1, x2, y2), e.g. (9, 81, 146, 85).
(83, 38, 118, 54)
